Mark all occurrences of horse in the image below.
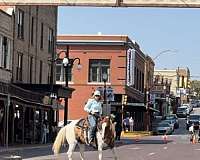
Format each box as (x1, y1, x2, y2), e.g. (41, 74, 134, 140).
(52, 116, 118, 160)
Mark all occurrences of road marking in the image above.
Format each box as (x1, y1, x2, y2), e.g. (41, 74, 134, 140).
(148, 152, 156, 156)
(129, 147, 141, 150)
(195, 148, 200, 151)
(163, 147, 168, 150)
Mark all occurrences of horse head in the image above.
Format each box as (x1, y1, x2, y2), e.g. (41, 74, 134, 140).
(98, 115, 115, 147)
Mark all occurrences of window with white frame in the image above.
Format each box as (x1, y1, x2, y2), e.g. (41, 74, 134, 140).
(0, 35, 11, 69)
(48, 28, 54, 53)
(16, 53, 23, 81)
(17, 9, 24, 39)
(89, 59, 110, 82)
(56, 61, 72, 82)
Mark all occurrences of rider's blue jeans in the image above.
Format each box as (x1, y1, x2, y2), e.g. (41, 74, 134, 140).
(88, 114, 97, 140)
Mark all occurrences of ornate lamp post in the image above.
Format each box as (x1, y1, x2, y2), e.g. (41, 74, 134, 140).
(57, 47, 81, 126)
(102, 73, 108, 106)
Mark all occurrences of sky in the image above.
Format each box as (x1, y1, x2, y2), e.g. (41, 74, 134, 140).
(58, 7, 200, 79)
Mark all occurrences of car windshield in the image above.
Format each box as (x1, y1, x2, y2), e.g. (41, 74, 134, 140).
(177, 107, 186, 111)
(189, 115, 200, 120)
(166, 115, 176, 119)
(164, 120, 172, 124)
(158, 123, 170, 127)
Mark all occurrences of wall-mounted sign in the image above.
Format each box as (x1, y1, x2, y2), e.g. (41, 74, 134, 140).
(126, 48, 135, 86)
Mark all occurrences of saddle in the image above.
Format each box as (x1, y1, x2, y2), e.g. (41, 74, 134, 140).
(74, 118, 90, 144)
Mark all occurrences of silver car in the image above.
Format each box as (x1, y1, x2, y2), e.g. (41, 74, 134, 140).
(156, 122, 173, 135)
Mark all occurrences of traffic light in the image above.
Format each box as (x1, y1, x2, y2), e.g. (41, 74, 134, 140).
(122, 95, 128, 105)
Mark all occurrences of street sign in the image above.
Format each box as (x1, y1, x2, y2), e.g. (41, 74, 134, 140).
(97, 86, 115, 102)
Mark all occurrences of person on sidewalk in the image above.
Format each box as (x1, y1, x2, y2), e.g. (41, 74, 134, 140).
(84, 90, 102, 145)
(129, 117, 134, 132)
(115, 109, 122, 141)
(41, 123, 47, 144)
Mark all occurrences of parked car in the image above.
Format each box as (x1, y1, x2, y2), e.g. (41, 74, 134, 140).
(186, 114, 200, 130)
(162, 120, 175, 131)
(155, 122, 173, 135)
(165, 114, 179, 129)
(182, 103, 193, 113)
(176, 106, 189, 118)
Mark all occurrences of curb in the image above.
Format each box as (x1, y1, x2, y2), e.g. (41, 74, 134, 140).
(121, 131, 153, 138)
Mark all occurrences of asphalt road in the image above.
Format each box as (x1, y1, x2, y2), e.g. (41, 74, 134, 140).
(1, 108, 200, 160)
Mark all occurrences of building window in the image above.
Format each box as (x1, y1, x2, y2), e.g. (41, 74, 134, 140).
(136, 69, 138, 90)
(56, 61, 72, 82)
(40, 23, 43, 49)
(48, 63, 51, 84)
(17, 9, 24, 39)
(48, 28, 53, 53)
(29, 57, 33, 83)
(142, 73, 144, 93)
(39, 60, 43, 84)
(31, 17, 34, 45)
(16, 53, 23, 81)
(0, 36, 11, 69)
(89, 59, 110, 82)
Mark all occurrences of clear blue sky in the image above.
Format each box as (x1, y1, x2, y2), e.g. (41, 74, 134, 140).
(58, 7, 200, 79)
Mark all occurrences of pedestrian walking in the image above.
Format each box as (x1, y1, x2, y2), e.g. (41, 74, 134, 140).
(123, 117, 130, 132)
(115, 109, 122, 141)
(42, 123, 47, 144)
(129, 117, 134, 132)
(189, 123, 194, 143)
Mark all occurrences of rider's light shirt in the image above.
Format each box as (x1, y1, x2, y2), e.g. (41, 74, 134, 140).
(189, 125, 194, 133)
(84, 98, 102, 115)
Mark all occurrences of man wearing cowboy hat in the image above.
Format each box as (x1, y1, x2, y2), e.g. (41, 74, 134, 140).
(84, 90, 102, 144)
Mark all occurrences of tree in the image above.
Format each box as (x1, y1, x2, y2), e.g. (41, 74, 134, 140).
(191, 80, 200, 99)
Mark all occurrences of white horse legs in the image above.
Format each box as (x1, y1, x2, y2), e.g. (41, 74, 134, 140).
(78, 143, 85, 160)
(67, 142, 76, 160)
(98, 144, 103, 160)
(111, 147, 118, 160)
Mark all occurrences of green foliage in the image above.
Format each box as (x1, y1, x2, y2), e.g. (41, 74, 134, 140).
(191, 80, 200, 98)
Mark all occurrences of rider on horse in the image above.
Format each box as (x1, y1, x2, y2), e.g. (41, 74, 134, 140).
(84, 90, 102, 145)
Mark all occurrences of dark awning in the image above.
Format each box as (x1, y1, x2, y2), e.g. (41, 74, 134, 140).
(13, 83, 75, 98)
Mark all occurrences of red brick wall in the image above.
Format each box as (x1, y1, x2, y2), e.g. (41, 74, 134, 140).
(58, 42, 127, 120)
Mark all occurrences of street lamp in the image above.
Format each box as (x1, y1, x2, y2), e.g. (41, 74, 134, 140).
(153, 49, 178, 60)
(57, 46, 81, 126)
(102, 73, 108, 105)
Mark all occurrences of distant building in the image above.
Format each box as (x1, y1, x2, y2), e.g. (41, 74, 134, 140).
(144, 55, 155, 130)
(153, 67, 190, 115)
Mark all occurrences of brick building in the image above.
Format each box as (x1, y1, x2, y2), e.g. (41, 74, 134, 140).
(57, 35, 154, 131)
(0, 6, 73, 146)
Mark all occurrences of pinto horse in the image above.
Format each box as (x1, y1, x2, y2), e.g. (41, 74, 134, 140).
(52, 116, 118, 160)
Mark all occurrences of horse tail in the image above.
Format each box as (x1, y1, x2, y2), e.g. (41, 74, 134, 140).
(52, 126, 66, 154)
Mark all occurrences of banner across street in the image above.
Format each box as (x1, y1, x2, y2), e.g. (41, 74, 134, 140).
(1, 0, 200, 8)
